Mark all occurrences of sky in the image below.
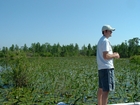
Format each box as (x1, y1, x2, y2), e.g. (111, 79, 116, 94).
(0, 0, 140, 49)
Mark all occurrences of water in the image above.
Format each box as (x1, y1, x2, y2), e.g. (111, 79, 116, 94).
(0, 65, 8, 72)
(0, 66, 2, 72)
(0, 65, 12, 88)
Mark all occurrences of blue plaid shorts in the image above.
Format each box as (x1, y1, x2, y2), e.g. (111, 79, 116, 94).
(98, 68, 115, 91)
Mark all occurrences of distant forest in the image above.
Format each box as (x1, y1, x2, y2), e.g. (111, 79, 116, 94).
(0, 37, 140, 58)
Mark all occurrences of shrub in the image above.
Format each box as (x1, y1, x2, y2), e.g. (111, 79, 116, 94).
(0, 52, 4, 58)
(0, 53, 30, 88)
(130, 55, 140, 65)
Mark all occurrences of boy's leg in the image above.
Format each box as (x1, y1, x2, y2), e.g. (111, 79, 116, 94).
(102, 91, 109, 105)
(97, 88, 103, 105)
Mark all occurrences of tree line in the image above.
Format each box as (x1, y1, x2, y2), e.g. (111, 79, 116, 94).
(0, 37, 140, 58)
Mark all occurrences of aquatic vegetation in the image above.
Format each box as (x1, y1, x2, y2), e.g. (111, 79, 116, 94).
(0, 57, 139, 104)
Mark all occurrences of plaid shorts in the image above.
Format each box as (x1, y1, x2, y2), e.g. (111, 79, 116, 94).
(98, 68, 115, 91)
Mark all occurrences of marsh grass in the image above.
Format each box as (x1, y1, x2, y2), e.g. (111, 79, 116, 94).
(0, 57, 140, 104)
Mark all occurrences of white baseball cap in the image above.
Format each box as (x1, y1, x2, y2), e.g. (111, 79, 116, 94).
(102, 25, 115, 31)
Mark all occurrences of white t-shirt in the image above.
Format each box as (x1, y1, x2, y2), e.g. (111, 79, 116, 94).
(97, 36, 114, 70)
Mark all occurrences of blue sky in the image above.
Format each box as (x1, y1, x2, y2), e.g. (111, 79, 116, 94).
(0, 0, 140, 49)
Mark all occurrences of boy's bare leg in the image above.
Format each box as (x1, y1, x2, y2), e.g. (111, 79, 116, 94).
(97, 88, 103, 105)
(102, 91, 109, 105)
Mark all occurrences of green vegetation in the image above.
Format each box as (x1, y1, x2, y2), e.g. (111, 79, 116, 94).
(0, 37, 140, 58)
(130, 55, 140, 65)
(0, 56, 140, 104)
(0, 37, 140, 104)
